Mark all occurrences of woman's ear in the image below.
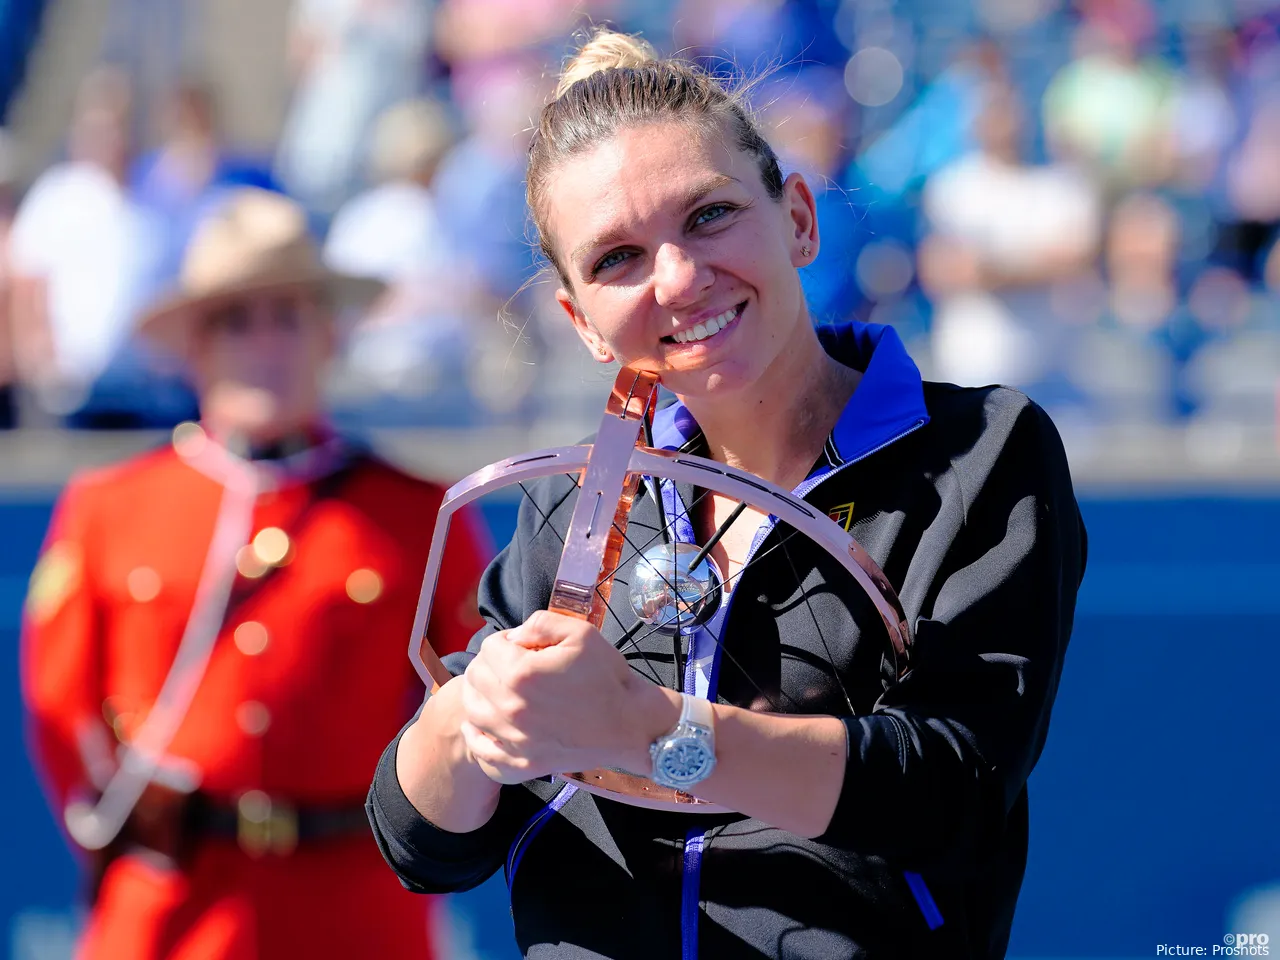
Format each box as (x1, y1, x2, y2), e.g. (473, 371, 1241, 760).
(556, 288, 615, 363)
(782, 172, 820, 267)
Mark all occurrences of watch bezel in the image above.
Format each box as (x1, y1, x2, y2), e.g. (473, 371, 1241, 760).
(650, 724, 717, 788)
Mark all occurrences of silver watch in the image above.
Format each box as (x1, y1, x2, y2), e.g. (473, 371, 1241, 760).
(650, 693, 717, 789)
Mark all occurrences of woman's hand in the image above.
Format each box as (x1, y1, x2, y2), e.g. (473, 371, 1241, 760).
(459, 610, 680, 784)
(457, 610, 847, 837)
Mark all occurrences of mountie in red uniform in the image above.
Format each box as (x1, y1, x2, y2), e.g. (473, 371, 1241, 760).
(21, 423, 489, 960)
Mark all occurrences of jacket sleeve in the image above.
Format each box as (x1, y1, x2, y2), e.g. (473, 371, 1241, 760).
(20, 476, 116, 829)
(816, 398, 1087, 869)
(366, 712, 537, 894)
(368, 478, 571, 893)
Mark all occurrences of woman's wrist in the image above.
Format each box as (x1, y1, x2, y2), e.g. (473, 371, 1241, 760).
(616, 676, 682, 776)
(396, 677, 501, 831)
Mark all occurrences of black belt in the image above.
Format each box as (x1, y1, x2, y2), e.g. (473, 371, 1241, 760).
(188, 791, 370, 857)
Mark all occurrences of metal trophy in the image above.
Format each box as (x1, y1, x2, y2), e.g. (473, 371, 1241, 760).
(409, 367, 913, 813)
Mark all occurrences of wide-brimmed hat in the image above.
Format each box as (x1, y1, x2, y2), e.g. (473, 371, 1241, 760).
(138, 187, 384, 357)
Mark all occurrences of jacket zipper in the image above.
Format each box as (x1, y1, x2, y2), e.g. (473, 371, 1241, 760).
(684, 416, 928, 703)
(766, 414, 943, 931)
(734, 416, 928, 592)
(793, 417, 928, 501)
(683, 415, 941, 946)
(520, 418, 933, 937)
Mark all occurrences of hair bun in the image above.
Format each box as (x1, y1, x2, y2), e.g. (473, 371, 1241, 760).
(556, 28, 659, 99)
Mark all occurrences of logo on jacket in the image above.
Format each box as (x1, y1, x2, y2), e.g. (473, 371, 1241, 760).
(26, 541, 83, 624)
(827, 501, 856, 532)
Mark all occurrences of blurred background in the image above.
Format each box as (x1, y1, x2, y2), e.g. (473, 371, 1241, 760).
(0, 0, 1277, 957)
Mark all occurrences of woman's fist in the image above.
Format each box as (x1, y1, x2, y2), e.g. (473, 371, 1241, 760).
(459, 610, 678, 784)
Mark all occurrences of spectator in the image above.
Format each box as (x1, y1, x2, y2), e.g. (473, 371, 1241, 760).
(921, 78, 1101, 392)
(322, 98, 485, 421)
(759, 68, 870, 326)
(323, 98, 456, 289)
(431, 0, 587, 66)
(129, 78, 279, 293)
(6, 66, 171, 426)
(1105, 192, 1181, 334)
(432, 55, 547, 301)
(1166, 26, 1238, 194)
(1224, 100, 1280, 269)
(1094, 191, 1190, 420)
(429, 55, 549, 420)
(273, 0, 435, 219)
(1042, 4, 1179, 193)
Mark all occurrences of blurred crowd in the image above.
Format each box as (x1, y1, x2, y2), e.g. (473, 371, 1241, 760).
(0, 0, 1278, 436)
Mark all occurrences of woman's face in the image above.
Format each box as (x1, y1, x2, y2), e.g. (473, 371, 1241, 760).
(543, 121, 818, 400)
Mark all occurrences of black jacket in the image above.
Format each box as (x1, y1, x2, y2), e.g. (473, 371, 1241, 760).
(367, 323, 1087, 959)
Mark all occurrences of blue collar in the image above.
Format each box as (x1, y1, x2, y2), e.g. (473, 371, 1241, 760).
(651, 321, 929, 475)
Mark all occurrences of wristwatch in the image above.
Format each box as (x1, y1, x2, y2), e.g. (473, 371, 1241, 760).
(650, 693, 717, 789)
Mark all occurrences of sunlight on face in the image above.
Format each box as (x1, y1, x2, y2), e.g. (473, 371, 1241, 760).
(543, 121, 818, 400)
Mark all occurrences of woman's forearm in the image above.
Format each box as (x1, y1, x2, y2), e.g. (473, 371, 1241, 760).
(625, 684, 848, 839)
(395, 677, 502, 834)
(696, 705, 847, 838)
(457, 615, 849, 838)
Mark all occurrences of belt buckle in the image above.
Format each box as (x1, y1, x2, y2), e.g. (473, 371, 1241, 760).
(236, 790, 298, 857)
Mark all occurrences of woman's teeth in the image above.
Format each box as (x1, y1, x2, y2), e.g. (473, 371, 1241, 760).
(672, 306, 737, 344)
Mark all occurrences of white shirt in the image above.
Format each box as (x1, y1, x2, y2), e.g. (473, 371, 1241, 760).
(323, 180, 450, 283)
(923, 152, 1101, 274)
(922, 152, 1101, 389)
(9, 162, 158, 388)
(323, 179, 475, 388)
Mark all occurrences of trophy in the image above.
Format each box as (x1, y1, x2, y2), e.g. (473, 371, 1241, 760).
(409, 367, 913, 813)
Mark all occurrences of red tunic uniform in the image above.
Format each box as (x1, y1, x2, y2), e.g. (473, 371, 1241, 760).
(20, 426, 489, 960)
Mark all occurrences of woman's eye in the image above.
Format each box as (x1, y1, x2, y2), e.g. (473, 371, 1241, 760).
(693, 203, 732, 227)
(593, 249, 631, 274)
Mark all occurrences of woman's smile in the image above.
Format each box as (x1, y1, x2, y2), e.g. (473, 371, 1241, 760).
(660, 300, 746, 352)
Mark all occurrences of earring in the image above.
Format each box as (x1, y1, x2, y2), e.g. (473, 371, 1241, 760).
(801, 245, 811, 258)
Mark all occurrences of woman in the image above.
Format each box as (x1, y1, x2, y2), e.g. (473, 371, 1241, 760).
(368, 29, 1086, 960)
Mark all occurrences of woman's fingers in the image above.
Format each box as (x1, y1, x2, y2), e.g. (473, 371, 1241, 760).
(506, 609, 579, 649)
(460, 669, 529, 748)
(461, 613, 634, 780)
(461, 720, 532, 785)
(463, 645, 507, 700)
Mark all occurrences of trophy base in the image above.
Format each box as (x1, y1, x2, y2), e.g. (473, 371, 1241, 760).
(560, 767, 731, 814)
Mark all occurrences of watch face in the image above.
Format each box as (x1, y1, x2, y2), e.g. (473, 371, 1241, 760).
(655, 736, 715, 786)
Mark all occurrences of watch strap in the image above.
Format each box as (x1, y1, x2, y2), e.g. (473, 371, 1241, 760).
(682, 693, 714, 732)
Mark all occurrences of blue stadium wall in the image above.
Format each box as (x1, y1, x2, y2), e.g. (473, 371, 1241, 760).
(2, 492, 1277, 959)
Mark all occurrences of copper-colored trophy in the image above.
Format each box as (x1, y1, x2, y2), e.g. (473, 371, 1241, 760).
(409, 368, 913, 813)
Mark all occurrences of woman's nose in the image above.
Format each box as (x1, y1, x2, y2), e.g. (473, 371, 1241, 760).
(652, 242, 713, 309)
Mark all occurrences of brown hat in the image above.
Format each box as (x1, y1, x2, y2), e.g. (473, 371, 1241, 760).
(138, 187, 384, 357)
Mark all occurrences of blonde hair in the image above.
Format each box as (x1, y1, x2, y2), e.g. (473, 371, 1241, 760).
(554, 31, 660, 98)
(528, 28, 784, 286)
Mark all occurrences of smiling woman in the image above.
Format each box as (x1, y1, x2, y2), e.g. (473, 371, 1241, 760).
(526, 33, 827, 413)
(368, 26, 1088, 960)
(545, 125, 828, 409)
